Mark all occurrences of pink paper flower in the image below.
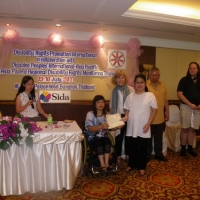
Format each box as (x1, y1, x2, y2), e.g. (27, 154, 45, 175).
(127, 38, 142, 57)
(90, 34, 104, 48)
(3, 30, 20, 43)
(47, 33, 64, 47)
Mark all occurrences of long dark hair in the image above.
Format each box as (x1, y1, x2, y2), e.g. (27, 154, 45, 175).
(92, 95, 106, 117)
(15, 76, 36, 100)
(186, 62, 200, 76)
(134, 74, 148, 92)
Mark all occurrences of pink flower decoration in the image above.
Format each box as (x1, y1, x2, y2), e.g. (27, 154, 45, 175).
(90, 34, 104, 48)
(127, 38, 142, 57)
(13, 117, 22, 123)
(47, 33, 64, 47)
(3, 30, 20, 43)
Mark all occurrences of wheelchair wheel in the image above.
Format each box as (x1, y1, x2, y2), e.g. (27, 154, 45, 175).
(82, 132, 87, 166)
(108, 132, 117, 168)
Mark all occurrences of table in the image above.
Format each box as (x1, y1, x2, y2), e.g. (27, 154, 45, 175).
(0, 121, 83, 196)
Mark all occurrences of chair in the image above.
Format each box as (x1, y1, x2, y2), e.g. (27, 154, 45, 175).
(165, 105, 196, 152)
(82, 129, 118, 175)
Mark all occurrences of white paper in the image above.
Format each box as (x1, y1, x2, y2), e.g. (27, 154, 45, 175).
(106, 113, 125, 129)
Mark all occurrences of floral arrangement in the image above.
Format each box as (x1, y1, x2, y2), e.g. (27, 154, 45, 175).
(0, 115, 42, 150)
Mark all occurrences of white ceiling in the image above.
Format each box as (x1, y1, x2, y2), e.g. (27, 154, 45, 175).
(1, 0, 200, 44)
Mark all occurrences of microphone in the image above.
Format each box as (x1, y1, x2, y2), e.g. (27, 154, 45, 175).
(28, 94, 35, 109)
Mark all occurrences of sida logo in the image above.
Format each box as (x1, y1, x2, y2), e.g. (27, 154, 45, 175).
(52, 93, 70, 100)
(40, 91, 52, 102)
(39, 90, 71, 103)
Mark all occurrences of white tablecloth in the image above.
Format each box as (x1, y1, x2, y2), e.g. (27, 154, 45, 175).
(0, 121, 83, 196)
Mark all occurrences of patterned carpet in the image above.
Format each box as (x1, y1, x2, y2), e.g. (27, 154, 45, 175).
(1, 144, 200, 200)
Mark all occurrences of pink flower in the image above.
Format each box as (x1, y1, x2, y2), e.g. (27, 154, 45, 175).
(0, 116, 43, 150)
(13, 117, 22, 123)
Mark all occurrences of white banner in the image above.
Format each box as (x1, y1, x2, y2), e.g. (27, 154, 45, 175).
(108, 49, 126, 69)
(39, 90, 71, 103)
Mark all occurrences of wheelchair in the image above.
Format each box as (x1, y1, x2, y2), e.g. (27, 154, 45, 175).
(82, 130, 118, 176)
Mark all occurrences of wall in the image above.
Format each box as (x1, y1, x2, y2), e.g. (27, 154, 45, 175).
(156, 48, 200, 99)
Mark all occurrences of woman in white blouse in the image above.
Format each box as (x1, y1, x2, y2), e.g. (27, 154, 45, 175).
(124, 74, 157, 175)
(15, 76, 48, 120)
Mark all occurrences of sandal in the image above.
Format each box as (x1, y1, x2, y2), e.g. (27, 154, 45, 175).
(126, 167, 132, 172)
(107, 165, 114, 171)
(139, 170, 145, 176)
(101, 167, 107, 172)
(117, 157, 122, 164)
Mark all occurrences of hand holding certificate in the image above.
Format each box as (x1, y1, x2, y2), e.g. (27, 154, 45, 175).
(106, 113, 125, 129)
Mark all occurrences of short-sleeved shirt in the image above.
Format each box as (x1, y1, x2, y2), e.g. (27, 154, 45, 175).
(85, 111, 108, 138)
(124, 92, 157, 138)
(147, 80, 169, 124)
(20, 92, 39, 117)
(177, 76, 200, 106)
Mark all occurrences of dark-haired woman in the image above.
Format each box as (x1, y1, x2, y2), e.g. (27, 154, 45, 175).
(177, 62, 200, 157)
(15, 76, 48, 119)
(85, 95, 111, 171)
(124, 74, 157, 175)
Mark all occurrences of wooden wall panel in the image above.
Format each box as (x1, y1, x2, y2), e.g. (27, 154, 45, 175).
(0, 100, 178, 129)
(0, 101, 110, 129)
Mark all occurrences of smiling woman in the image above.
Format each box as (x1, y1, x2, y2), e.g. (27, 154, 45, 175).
(124, 74, 157, 175)
(109, 70, 134, 163)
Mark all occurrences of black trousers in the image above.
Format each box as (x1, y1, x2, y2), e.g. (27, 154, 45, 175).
(115, 114, 130, 156)
(147, 122, 165, 157)
(128, 136, 148, 170)
(94, 137, 111, 155)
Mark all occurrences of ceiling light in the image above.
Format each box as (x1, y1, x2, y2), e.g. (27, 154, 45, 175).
(6, 23, 10, 26)
(56, 24, 61, 28)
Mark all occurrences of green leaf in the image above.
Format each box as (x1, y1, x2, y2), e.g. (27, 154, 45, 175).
(25, 136, 33, 148)
(15, 113, 21, 118)
(12, 137, 20, 146)
(7, 138, 13, 146)
(0, 140, 11, 150)
(0, 120, 8, 124)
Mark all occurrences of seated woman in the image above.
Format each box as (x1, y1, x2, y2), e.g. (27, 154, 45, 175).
(15, 76, 49, 120)
(85, 95, 112, 171)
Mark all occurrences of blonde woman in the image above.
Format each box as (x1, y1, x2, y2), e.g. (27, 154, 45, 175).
(109, 70, 134, 163)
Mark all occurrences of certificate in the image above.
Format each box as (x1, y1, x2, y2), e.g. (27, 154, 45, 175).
(106, 113, 125, 129)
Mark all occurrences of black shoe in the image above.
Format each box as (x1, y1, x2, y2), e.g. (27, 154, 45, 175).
(147, 156, 153, 162)
(180, 151, 186, 157)
(155, 155, 168, 162)
(188, 150, 197, 157)
(180, 145, 186, 157)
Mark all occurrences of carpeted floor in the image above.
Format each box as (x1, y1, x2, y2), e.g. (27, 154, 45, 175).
(1, 144, 200, 200)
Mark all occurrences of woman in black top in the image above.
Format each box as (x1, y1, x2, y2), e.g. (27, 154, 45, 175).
(177, 62, 200, 157)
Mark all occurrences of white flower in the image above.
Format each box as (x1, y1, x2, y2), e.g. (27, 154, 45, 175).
(21, 128, 29, 141)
